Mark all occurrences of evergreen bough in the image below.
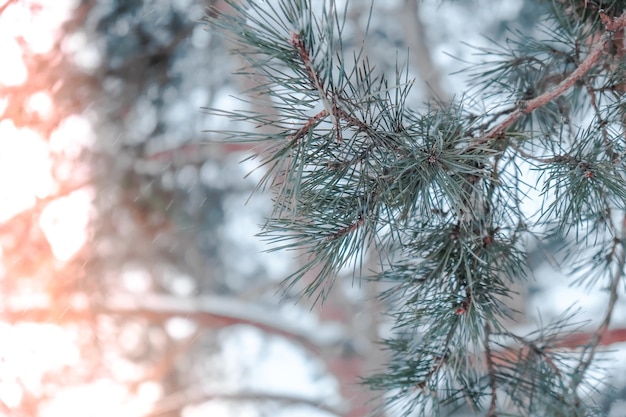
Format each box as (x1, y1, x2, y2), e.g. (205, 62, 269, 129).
(207, 1, 626, 416)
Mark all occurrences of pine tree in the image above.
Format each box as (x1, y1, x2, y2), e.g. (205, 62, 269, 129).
(207, 1, 626, 416)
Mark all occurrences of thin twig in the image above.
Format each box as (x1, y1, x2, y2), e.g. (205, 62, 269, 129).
(571, 215, 625, 392)
(582, 77, 616, 159)
(289, 32, 371, 139)
(335, 107, 371, 132)
(415, 355, 448, 392)
(0, 0, 17, 15)
(507, 142, 559, 164)
(289, 32, 337, 132)
(287, 109, 329, 143)
(470, 106, 517, 135)
(325, 214, 365, 241)
(555, 328, 626, 349)
(145, 389, 347, 417)
(484, 323, 498, 417)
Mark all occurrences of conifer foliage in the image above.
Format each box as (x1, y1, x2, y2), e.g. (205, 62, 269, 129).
(207, 1, 626, 416)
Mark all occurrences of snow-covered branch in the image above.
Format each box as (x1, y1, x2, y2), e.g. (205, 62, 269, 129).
(2, 293, 346, 349)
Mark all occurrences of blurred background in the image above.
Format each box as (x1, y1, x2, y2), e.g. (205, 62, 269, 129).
(1, 0, 625, 416)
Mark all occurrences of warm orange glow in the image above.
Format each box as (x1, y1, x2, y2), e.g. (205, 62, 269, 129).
(40, 380, 155, 417)
(0, 0, 77, 56)
(39, 189, 93, 262)
(0, 35, 27, 86)
(0, 1, 136, 415)
(0, 322, 79, 406)
(26, 91, 54, 120)
(0, 119, 54, 222)
(0, 0, 75, 87)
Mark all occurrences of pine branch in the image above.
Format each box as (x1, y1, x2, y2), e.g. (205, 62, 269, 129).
(478, 11, 626, 142)
(206, 1, 626, 416)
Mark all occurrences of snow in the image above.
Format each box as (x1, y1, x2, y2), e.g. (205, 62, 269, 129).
(104, 293, 346, 348)
(26, 91, 54, 119)
(64, 31, 102, 71)
(0, 121, 55, 222)
(182, 326, 344, 417)
(0, 36, 27, 86)
(39, 188, 93, 261)
(422, 0, 524, 96)
(191, 25, 211, 49)
(0, 322, 80, 404)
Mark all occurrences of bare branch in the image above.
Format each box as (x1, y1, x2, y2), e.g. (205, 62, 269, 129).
(0, 0, 17, 16)
(145, 389, 348, 417)
(1, 293, 346, 349)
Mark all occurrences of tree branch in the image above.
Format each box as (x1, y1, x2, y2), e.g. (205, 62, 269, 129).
(145, 389, 347, 417)
(1, 293, 346, 349)
(0, 0, 17, 15)
(477, 11, 626, 142)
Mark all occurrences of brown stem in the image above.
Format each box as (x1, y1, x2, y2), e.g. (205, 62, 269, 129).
(287, 109, 329, 143)
(289, 32, 327, 99)
(555, 328, 626, 349)
(0, 0, 18, 15)
(289, 33, 371, 141)
(289, 32, 337, 130)
(484, 323, 498, 417)
(507, 142, 559, 164)
(325, 214, 365, 241)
